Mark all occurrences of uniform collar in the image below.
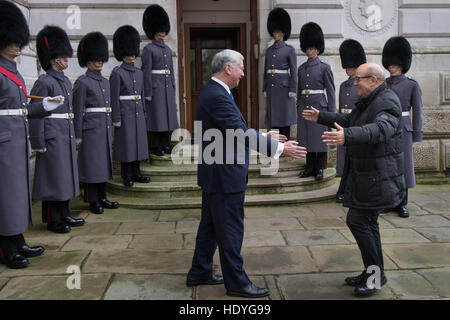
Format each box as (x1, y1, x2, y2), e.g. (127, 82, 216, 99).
(387, 74, 406, 85)
(0, 55, 17, 73)
(121, 62, 135, 72)
(86, 69, 103, 81)
(152, 39, 166, 48)
(273, 41, 285, 49)
(344, 76, 355, 87)
(47, 68, 66, 81)
(306, 56, 320, 66)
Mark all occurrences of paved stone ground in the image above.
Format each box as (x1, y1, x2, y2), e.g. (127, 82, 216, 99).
(0, 184, 449, 300)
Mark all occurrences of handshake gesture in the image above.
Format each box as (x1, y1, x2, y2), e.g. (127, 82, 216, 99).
(266, 130, 307, 159)
(302, 107, 346, 146)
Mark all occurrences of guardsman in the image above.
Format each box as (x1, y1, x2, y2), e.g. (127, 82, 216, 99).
(335, 39, 366, 203)
(383, 36, 423, 218)
(73, 32, 119, 214)
(297, 22, 336, 181)
(263, 7, 297, 139)
(111, 25, 151, 187)
(29, 25, 85, 233)
(142, 4, 179, 156)
(0, 1, 64, 268)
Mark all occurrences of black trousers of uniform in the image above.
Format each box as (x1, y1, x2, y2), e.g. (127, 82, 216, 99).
(271, 126, 291, 140)
(42, 200, 70, 224)
(346, 208, 384, 271)
(121, 161, 143, 180)
(0, 234, 26, 259)
(148, 131, 171, 152)
(399, 188, 408, 207)
(83, 182, 107, 203)
(305, 152, 327, 173)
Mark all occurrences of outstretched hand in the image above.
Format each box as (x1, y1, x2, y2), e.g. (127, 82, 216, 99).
(322, 122, 345, 146)
(267, 130, 287, 143)
(302, 106, 319, 122)
(282, 140, 307, 159)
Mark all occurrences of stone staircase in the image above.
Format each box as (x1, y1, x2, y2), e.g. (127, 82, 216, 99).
(106, 145, 339, 210)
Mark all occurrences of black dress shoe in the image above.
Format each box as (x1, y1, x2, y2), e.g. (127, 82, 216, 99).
(0, 254, 29, 269)
(163, 146, 172, 154)
(226, 282, 270, 298)
(298, 170, 314, 178)
(99, 198, 119, 209)
(133, 175, 151, 183)
(315, 169, 324, 181)
(345, 270, 366, 287)
(89, 202, 104, 214)
(354, 273, 387, 297)
(152, 148, 165, 157)
(18, 245, 45, 258)
(123, 178, 134, 187)
(336, 194, 344, 203)
(47, 222, 71, 233)
(397, 206, 409, 218)
(186, 274, 224, 286)
(64, 216, 85, 227)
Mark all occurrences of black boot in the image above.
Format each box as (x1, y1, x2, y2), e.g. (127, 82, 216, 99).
(397, 206, 409, 218)
(0, 254, 29, 269)
(89, 202, 104, 214)
(18, 245, 45, 258)
(99, 198, 119, 209)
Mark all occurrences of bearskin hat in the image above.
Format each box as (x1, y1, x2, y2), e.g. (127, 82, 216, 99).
(143, 4, 170, 40)
(267, 8, 291, 41)
(382, 36, 412, 73)
(299, 22, 324, 55)
(339, 39, 366, 69)
(77, 32, 109, 68)
(113, 25, 141, 61)
(0, 0, 30, 50)
(36, 25, 73, 71)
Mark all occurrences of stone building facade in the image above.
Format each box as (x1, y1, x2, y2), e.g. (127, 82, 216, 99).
(11, 0, 450, 182)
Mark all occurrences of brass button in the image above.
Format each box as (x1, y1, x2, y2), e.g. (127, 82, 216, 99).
(306, 84, 309, 87)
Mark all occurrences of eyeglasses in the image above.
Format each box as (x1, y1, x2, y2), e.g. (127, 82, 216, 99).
(354, 75, 373, 83)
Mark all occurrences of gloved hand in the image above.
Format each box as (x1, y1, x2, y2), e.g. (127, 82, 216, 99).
(145, 97, 152, 102)
(113, 122, 121, 128)
(263, 92, 267, 98)
(76, 138, 82, 147)
(33, 148, 47, 154)
(43, 96, 65, 112)
(289, 92, 296, 98)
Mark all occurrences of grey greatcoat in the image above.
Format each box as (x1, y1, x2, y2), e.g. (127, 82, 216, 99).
(29, 69, 80, 201)
(73, 69, 113, 183)
(386, 74, 423, 188)
(336, 76, 359, 175)
(0, 56, 49, 236)
(141, 39, 179, 132)
(297, 57, 336, 152)
(110, 62, 149, 162)
(263, 41, 297, 127)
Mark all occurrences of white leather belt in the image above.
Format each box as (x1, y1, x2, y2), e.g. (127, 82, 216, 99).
(341, 108, 352, 114)
(266, 69, 289, 74)
(46, 113, 74, 119)
(120, 95, 141, 101)
(301, 89, 324, 95)
(0, 108, 28, 116)
(402, 111, 410, 116)
(85, 107, 111, 113)
(152, 69, 171, 75)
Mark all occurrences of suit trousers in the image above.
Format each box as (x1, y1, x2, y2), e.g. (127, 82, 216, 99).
(188, 190, 250, 290)
(42, 200, 70, 223)
(0, 234, 26, 259)
(346, 208, 384, 271)
(271, 126, 291, 140)
(83, 183, 107, 203)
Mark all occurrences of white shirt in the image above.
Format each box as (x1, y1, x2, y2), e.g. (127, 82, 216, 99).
(210, 77, 284, 159)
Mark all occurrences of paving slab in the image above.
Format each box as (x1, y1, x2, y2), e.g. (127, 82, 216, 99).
(158, 209, 201, 222)
(307, 202, 347, 217)
(0, 274, 111, 300)
(241, 246, 318, 275)
(415, 228, 450, 242)
(117, 221, 175, 234)
(104, 274, 192, 300)
(0, 278, 8, 290)
(196, 276, 268, 300)
(309, 245, 398, 272)
(298, 217, 347, 229)
(283, 230, 350, 246)
(67, 222, 120, 236)
(383, 215, 450, 228)
(243, 231, 286, 247)
(415, 267, 450, 298)
(129, 234, 184, 250)
(176, 220, 200, 234)
(244, 218, 304, 232)
(339, 228, 431, 244)
(277, 273, 394, 300)
(383, 243, 450, 269)
(411, 197, 450, 215)
(264, 276, 282, 300)
(20, 235, 71, 251)
(377, 217, 396, 229)
(384, 270, 440, 299)
(85, 208, 159, 223)
(243, 205, 315, 219)
(0, 251, 90, 277)
(0, 266, 5, 274)
(62, 235, 132, 251)
(83, 249, 194, 274)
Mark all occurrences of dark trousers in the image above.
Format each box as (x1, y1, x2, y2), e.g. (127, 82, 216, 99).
(271, 126, 291, 140)
(42, 200, 70, 223)
(121, 161, 143, 180)
(399, 188, 408, 207)
(83, 182, 107, 203)
(188, 190, 250, 291)
(148, 131, 171, 152)
(0, 234, 26, 259)
(346, 208, 384, 271)
(305, 152, 327, 173)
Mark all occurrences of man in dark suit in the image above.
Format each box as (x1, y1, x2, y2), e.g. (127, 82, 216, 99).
(186, 49, 307, 298)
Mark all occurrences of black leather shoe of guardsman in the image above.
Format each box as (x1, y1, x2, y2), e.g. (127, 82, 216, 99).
(89, 202, 104, 214)
(186, 274, 224, 286)
(18, 245, 45, 258)
(99, 198, 119, 209)
(64, 216, 86, 227)
(226, 282, 270, 298)
(354, 273, 387, 297)
(123, 178, 134, 187)
(47, 222, 71, 233)
(0, 254, 29, 269)
(397, 206, 409, 218)
(133, 175, 151, 183)
(299, 169, 314, 178)
(315, 169, 324, 181)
